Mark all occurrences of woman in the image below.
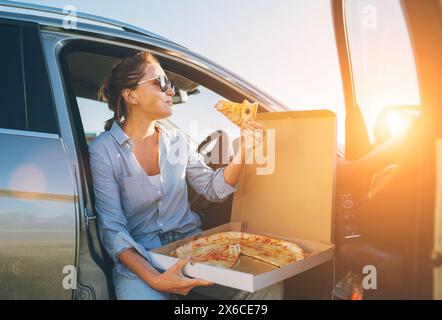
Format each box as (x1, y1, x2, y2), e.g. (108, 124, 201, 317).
(89, 51, 282, 300)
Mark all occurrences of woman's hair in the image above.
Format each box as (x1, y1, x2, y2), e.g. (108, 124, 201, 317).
(98, 51, 159, 131)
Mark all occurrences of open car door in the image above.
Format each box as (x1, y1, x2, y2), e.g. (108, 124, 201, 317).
(332, 0, 442, 299)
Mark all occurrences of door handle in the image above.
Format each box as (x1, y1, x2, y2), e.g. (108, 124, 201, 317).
(83, 207, 97, 229)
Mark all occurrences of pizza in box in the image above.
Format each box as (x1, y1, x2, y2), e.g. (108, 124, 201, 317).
(171, 231, 304, 269)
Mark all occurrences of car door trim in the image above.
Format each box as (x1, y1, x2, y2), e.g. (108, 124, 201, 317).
(0, 128, 59, 139)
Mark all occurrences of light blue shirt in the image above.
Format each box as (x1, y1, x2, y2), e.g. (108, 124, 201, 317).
(89, 121, 237, 278)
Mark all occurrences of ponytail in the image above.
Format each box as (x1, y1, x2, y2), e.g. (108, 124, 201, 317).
(104, 113, 118, 131)
(98, 75, 115, 131)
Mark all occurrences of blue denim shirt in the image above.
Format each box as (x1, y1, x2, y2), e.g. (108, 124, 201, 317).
(89, 121, 237, 278)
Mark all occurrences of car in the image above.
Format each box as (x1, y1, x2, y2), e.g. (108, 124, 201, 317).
(0, 0, 441, 300)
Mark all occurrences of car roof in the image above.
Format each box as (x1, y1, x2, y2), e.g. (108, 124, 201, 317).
(0, 0, 184, 48)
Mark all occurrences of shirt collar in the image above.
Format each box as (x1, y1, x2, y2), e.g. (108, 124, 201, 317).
(110, 121, 130, 146)
(109, 120, 168, 146)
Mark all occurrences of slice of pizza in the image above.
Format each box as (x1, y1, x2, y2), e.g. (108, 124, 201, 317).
(214, 99, 258, 128)
(239, 233, 304, 267)
(171, 239, 241, 269)
(239, 240, 300, 268)
(189, 249, 241, 269)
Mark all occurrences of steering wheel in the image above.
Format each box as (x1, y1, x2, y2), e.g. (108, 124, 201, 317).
(197, 130, 232, 170)
(187, 130, 232, 215)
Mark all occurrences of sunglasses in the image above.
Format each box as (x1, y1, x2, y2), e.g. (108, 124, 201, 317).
(137, 75, 175, 92)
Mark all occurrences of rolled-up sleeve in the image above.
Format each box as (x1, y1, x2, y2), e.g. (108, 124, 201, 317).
(185, 141, 238, 203)
(89, 144, 150, 267)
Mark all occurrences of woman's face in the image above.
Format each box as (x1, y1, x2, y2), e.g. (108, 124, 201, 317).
(126, 63, 175, 120)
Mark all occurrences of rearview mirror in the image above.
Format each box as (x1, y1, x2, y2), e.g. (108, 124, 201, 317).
(172, 89, 188, 104)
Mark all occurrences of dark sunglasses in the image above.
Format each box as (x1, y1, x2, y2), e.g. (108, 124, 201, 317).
(137, 75, 175, 92)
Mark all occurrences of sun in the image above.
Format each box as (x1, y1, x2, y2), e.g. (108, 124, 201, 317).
(386, 112, 413, 138)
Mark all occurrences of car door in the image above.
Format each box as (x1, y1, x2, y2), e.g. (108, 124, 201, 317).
(401, 0, 442, 300)
(0, 20, 76, 299)
(332, 0, 441, 299)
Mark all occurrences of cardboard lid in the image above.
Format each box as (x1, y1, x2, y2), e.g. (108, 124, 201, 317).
(230, 110, 336, 243)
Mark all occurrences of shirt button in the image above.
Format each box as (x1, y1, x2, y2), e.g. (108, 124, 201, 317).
(157, 190, 161, 195)
(159, 222, 163, 227)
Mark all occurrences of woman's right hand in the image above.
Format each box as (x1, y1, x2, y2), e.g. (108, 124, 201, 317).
(151, 257, 213, 295)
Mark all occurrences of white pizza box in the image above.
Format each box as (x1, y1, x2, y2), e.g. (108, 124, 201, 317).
(149, 110, 336, 292)
(149, 222, 334, 292)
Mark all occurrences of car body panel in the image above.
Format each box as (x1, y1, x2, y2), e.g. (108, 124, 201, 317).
(0, 130, 76, 299)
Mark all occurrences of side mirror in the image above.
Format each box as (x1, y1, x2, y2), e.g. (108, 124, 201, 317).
(373, 105, 420, 145)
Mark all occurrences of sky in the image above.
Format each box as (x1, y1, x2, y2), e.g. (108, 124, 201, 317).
(13, 0, 344, 107)
(4, 0, 421, 147)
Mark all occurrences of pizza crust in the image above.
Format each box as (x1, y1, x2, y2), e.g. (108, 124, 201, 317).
(171, 231, 304, 269)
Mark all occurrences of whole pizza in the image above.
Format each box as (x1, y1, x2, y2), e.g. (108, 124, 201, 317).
(170, 231, 304, 269)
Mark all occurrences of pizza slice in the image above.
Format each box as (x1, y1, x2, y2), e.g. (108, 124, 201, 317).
(188, 249, 240, 269)
(239, 240, 300, 268)
(171, 236, 234, 269)
(171, 239, 241, 269)
(214, 99, 258, 128)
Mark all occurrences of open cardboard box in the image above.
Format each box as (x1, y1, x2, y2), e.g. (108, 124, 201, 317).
(149, 110, 336, 292)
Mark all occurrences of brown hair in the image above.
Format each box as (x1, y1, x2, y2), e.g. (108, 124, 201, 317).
(98, 51, 159, 131)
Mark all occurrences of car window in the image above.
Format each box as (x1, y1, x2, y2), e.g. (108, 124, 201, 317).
(345, 0, 421, 144)
(22, 25, 59, 134)
(167, 84, 241, 145)
(76, 97, 113, 144)
(0, 23, 58, 134)
(0, 24, 26, 131)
